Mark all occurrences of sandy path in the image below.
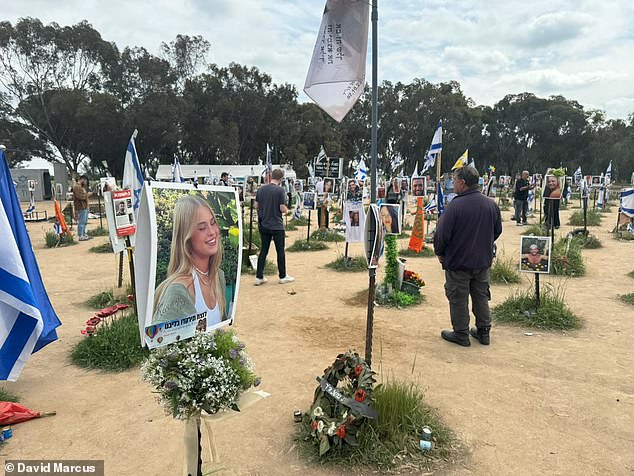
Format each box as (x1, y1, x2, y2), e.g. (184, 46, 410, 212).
(1, 202, 633, 475)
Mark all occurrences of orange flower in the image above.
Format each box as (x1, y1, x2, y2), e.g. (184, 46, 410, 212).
(354, 364, 364, 377)
(336, 425, 346, 439)
(355, 389, 366, 402)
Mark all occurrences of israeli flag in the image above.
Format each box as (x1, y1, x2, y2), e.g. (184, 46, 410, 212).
(293, 192, 302, 220)
(424, 198, 437, 213)
(605, 161, 612, 185)
(355, 158, 368, 182)
(437, 182, 445, 217)
(421, 120, 443, 174)
(122, 130, 144, 215)
(619, 188, 634, 217)
(573, 166, 582, 184)
(0, 150, 61, 381)
(171, 157, 185, 183)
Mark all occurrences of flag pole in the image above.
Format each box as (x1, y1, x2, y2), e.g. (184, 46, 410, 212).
(364, 0, 378, 367)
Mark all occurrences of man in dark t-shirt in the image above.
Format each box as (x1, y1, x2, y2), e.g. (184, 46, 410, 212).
(254, 169, 295, 285)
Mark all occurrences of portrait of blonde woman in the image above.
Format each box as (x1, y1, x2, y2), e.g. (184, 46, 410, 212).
(152, 194, 226, 327)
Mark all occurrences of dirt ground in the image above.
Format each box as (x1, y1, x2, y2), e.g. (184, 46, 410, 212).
(2, 200, 633, 476)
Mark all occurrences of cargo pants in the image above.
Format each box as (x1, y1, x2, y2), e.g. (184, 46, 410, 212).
(444, 269, 492, 340)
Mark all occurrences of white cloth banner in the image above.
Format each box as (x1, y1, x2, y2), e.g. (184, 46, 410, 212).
(304, 0, 370, 122)
(344, 200, 365, 242)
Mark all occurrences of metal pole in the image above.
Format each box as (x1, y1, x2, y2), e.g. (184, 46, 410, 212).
(535, 273, 540, 307)
(97, 192, 103, 230)
(307, 209, 311, 242)
(365, 0, 378, 367)
(344, 241, 349, 260)
(248, 198, 254, 256)
(583, 195, 588, 234)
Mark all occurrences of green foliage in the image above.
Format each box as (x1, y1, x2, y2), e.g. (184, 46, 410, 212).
(241, 260, 276, 275)
(310, 229, 345, 242)
(575, 234, 602, 249)
(627, 271, 634, 279)
(70, 312, 150, 371)
(287, 239, 328, 252)
(568, 209, 601, 226)
(285, 222, 298, 231)
(325, 256, 367, 272)
(0, 387, 20, 403)
(614, 231, 634, 241)
(619, 293, 634, 306)
(45, 231, 76, 248)
(243, 228, 261, 249)
(296, 379, 454, 472)
(398, 246, 435, 258)
(87, 227, 109, 237)
(551, 237, 585, 277)
(522, 224, 549, 236)
(86, 290, 116, 309)
(490, 257, 521, 285)
(289, 216, 309, 226)
(89, 242, 113, 253)
(493, 286, 581, 330)
(387, 290, 422, 307)
(383, 235, 399, 289)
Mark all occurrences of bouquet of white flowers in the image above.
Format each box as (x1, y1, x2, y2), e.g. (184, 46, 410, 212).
(141, 330, 260, 420)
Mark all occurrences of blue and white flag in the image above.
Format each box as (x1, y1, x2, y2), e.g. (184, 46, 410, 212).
(355, 158, 367, 182)
(421, 122, 442, 175)
(172, 157, 185, 183)
(620, 188, 634, 218)
(597, 185, 605, 209)
(437, 181, 444, 217)
(424, 198, 436, 213)
(0, 150, 61, 381)
(605, 161, 612, 185)
(293, 192, 302, 220)
(573, 166, 582, 184)
(264, 143, 273, 184)
(122, 130, 144, 214)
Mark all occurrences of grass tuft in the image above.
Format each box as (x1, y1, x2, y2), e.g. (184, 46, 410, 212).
(325, 256, 367, 272)
(627, 271, 634, 279)
(613, 231, 634, 241)
(289, 216, 309, 227)
(89, 242, 113, 253)
(490, 257, 521, 285)
(241, 260, 277, 276)
(619, 293, 634, 306)
(287, 239, 328, 252)
(522, 224, 549, 236)
(398, 246, 435, 258)
(45, 231, 76, 248)
(310, 229, 346, 242)
(87, 227, 109, 237)
(0, 387, 20, 403)
(576, 234, 602, 249)
(70, 312, 149, 371)
(295, 379, 455, 472)
(568, 209, 602, 226)
(493, 286, 581, 330)
(551, 237, 585, 277)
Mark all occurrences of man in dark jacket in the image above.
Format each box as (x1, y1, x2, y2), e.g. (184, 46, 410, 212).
(513, 170, 534, 225)
(434, 166, 502, 346)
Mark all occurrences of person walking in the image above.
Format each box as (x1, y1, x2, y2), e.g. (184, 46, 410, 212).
(254, 168, 294, 285)
(514, 170, 533, 225)
(434, 166, 502, 346)
(72, 175, 94, 241)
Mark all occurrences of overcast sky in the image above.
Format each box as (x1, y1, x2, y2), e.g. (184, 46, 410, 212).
(3, 0, 633, 121)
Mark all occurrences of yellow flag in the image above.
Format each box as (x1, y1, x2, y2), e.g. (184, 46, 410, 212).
(451, 149, 469, 170)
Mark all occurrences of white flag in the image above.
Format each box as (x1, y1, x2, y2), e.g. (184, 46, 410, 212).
(355, 158, 367, 181)
(122, 130, 143, 215)
(172, 157, 184, 183)
(304, 0, 370, 122)
(412, 162, 419, 178)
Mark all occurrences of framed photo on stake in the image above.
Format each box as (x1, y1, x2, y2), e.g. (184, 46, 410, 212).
(379, 203, 402, 235)
(519, 236, 551, 274)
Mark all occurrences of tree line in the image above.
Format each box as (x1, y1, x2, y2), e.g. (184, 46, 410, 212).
(1, 18, 632, 181)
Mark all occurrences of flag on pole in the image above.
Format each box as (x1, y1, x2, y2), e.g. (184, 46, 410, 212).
(573, 166, 582, 184)
(0, 150, 61, 381)
(605, 161, 612, 185)
(597, 185, 605, 209)
(421, 120, 442, 174)
(451, 149, 469, 170)
(304, 0, 370, 122)
(122, 130, 144, 214)
(620, 188, 634, 217)
(437, 182, 444, 216)
(412, 162, 419, 178)
(264, 143, 273, 184)
(355, 158, 367, 182)
(293, 192, 302, 220)
(172, 157, 185, 183)
(424, 198, 437, 213)
(316, 145, 327, 165)
(468, 159, 475, 169)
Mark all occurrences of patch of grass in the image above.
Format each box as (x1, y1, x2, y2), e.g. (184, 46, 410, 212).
(241, 260, 277, 275)
(45, 231, 76, 248)
(289, 216, 309, 227)
(614, 231, 634, 241)
(383, 290, 423, 307)
(86, 286, 133, 309)
(522, 224, 549, 236)
(490, 257, 521, 285)
(70, 312, 149, 371)
(89, 242, 113, 253)
(619, 293, 634, 306)
(493, 286, 581, 330)
(399, 246, 435, 258)
(285, 222, 298, 231)
(325, 256, 367, 272)
(0, 387, 20, 402)
(402, 222, 413, 231)
(287, 239, 329, 252)
(551, 237, 585, 277)
(568, 209, 601, 226)
(310, 229, 345, 242)
(295, 379, 455, 472)
(576, 234, 602, 249)
(627, 271, 634, 279)
(243, 228, 261, 249)
(87, 227, 109, 237)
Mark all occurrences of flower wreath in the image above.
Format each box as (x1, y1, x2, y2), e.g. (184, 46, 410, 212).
(307, 351, 377, 455)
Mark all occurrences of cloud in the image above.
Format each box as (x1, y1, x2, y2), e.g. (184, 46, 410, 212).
(514, 11, 594, 48)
